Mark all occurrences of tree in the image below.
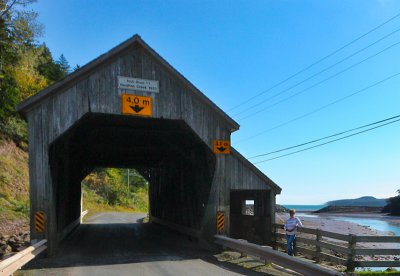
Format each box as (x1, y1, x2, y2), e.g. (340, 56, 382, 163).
(0, 0, 70, 147)
(56, 54, 70, 77)
(382, 190, 400, 216)
(37, 44, 66, 82)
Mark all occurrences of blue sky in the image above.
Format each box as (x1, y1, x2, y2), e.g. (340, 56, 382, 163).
(30, 0, 400, 204)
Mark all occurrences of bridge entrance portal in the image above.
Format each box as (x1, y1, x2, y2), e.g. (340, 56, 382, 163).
(49, 113, 215, 248)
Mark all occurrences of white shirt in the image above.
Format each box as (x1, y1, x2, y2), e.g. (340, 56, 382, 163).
(284, 217, 303, 235)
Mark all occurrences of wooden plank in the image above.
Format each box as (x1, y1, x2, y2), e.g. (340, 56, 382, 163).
(290, 246, 347, 266)
(355, 236, 400, 243)
(355, 260, 400, 267)
(276, 232, 286, 239)
(297, 237, 318, 246)
(317, 241, 350, 254)
(296, 246, 317, 257)
(319, 252, 347, 265)
(318, 230, 351, 242)
(354, 248, 400, 255)
(299, 227, 318, 235)
(276, 241, 286, 248)
(274, 225, 351, 242)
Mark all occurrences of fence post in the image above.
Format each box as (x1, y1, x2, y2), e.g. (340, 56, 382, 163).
(315, 228, 322, 263)
(272, 224, 277, 250)
(347, 234, 356, 272)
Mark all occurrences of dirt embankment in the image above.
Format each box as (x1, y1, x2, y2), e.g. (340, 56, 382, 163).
(0, 138, 30, 259)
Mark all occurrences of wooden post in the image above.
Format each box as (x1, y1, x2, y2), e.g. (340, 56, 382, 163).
(347, 234, 357, 272)
(272, 224, 277, 250)
(315, 228, 322, 263)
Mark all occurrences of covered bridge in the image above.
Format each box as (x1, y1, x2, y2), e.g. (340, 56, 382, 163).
(17, 35, 281, 254)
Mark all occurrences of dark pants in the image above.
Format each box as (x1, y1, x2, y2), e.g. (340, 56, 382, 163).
(287, 234, 296, 256)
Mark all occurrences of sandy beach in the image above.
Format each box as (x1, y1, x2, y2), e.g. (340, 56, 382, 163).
(276, 212, 400, 236)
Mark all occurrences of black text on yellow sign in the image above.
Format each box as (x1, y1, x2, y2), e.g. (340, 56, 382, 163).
(121, 94, 152, 117)
(35, 211, 45, 233)
(217, 211, 225, 233)
(213, 140, 230, 154)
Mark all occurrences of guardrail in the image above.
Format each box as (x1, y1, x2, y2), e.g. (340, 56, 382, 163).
(81, 209, 88, 223)
(0, 239, 47, 276)
(215, 235, 342, 276)
(273, 223, 400, 272)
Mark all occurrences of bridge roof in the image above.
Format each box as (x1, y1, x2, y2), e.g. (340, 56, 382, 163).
(231, 147, 281, 194)
(17, 34, 239, 131)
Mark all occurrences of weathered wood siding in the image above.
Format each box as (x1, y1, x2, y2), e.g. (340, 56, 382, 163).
(22, 38, 279, 253)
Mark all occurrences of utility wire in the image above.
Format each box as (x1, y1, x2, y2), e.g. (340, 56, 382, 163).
(249, 114, 400, 159)
(237, 71, 400, 143)
(228, 11, 400, 112)
(234, 29, 400, 118)
(238, 40, 400, 121)
(252, 117, 400, 164)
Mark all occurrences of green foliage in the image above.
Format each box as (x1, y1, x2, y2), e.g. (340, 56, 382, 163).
(356, 267, 400, 275)
(0, 0, 69, 145)
(37, 45, 68, 82)
(382, 191, 400, 215)
(56, 54, 70, 76)
(82, 168, 149, 213)
(0, 137, 30, 221)
(0, 115, 28, 149)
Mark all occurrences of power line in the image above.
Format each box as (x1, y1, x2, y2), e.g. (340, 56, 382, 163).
(228, 11, 400, 112)
(252, 117, 400, 164)
(249, 114, 400, 159)
(237, 71, 400, 143)
(234, 29, 400, 118)
(237, 40, 400, 121)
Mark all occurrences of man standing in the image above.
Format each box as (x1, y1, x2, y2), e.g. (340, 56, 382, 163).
(284, 209, 303, 256)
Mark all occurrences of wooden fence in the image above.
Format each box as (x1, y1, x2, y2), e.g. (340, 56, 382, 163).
(273, 223, 400, 272)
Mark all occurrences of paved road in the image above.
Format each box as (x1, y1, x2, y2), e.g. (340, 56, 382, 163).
(18, 212, 268, 276)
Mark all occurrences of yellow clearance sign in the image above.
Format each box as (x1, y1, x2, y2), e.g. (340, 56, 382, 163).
(121, 94, 152, 117)
(213, 140, 230, 154)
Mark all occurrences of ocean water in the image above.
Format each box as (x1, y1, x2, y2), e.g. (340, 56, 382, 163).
(331, 216, 400, 236)
(282, 204, 326, 212)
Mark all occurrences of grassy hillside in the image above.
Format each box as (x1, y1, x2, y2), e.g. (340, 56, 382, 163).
(82, 168, 149, 215)
(0, 137, 29, 223)
(0, 127, 149, 234)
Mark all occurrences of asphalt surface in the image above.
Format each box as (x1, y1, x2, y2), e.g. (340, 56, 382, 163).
(18, 212, 266, 276)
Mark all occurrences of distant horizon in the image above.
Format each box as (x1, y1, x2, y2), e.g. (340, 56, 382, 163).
(279, 194, 391, 206)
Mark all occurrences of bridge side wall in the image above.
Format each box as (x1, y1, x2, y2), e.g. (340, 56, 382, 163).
(201, 150, 276, 244)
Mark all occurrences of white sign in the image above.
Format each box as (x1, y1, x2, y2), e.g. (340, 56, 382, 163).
(118, 76, 159, 93)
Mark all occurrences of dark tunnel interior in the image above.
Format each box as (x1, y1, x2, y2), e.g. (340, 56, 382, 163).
(49, 113, 216, 235)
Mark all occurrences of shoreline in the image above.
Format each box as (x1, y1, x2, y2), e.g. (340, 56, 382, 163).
(276, 211, 400, 236)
